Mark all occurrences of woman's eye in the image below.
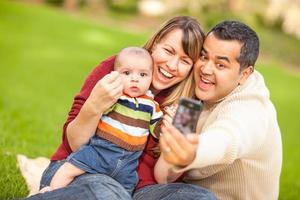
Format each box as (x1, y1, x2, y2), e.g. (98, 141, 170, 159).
(181, 59, 192, 65)
(140, 73, 147, 77)
(164, 48, 172, 54)
(123, 71, 130, 75)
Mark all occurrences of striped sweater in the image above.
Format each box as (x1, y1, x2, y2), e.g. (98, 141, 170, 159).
(96, 91, 163, 151)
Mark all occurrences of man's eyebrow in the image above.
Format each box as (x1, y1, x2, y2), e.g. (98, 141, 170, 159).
(202, 47, 230, 63)
(216, 56, 230, 63)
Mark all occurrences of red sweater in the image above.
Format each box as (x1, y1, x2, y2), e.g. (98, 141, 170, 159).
(51, 56, 168, 189)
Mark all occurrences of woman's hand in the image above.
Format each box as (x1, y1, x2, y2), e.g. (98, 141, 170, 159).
(86, 71, 123, 114)
(162, 104, 178, 124)
(160, 120, 199, 167)
(67, 71, 123, 151)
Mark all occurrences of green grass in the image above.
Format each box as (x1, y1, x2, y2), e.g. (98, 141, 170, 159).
(257, 62, 300, 200)
(0, 1, 300, 199)
(0, 1, 146, 199)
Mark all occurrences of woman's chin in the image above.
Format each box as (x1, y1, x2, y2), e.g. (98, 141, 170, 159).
(152, 80, 171, 92)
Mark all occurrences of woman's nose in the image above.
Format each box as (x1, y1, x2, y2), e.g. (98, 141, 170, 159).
(166, 57, 179, 72)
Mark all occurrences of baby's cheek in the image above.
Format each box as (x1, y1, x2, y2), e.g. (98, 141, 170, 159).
(120, 74, 126, 82)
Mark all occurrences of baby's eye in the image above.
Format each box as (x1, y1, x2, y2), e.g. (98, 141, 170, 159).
(123, 71, 130, 75)
(140, 73, 147, 77)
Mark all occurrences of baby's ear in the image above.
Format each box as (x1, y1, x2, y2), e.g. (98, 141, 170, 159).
(239, 66, 253, 85)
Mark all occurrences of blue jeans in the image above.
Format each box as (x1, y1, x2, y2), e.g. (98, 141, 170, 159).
(134, 183, 217, 200)
(26, 160, 216, 200)
(26, 160, 132, 200)
(68, 136, 142, 194)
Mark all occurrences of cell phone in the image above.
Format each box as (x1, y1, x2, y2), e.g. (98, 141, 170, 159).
(172, 98, 203, 134)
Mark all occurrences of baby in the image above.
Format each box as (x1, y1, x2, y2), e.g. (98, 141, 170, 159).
(40, 47, 162, 195)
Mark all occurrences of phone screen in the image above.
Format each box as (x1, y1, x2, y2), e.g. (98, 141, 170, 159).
(172, 98, 203, 134)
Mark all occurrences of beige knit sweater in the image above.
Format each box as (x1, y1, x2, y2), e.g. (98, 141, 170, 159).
(175, 71, 282, 200)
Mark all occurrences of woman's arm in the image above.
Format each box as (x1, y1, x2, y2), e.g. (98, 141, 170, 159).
(67, 71, 123, 151)
(154, 107, 197, 183)
(154, 153, 183, 183)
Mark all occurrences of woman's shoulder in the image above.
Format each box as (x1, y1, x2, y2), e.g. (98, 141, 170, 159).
(91, 55, 116, 75)
(78, 55, 116, 97)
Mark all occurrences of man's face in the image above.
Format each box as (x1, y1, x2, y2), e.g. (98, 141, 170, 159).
(194, 33, 252, 105)
(116, 55, 153, 97)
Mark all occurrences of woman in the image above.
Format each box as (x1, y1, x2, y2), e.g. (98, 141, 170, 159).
(27, 16, 215, 200)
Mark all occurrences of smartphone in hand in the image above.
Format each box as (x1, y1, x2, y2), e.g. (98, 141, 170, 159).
(172, 98, 203, 134)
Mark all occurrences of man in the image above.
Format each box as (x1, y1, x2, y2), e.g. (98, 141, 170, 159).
(156, 20, 282, 200)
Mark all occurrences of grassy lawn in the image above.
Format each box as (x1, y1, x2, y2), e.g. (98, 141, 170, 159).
(0, 1, 299, 199)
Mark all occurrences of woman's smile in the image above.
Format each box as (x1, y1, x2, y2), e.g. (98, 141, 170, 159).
(158, 67, 174, 79)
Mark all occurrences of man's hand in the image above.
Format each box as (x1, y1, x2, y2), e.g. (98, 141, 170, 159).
(160, 120, 199, 167)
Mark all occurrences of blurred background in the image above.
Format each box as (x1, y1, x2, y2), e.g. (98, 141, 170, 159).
(0, 0, 299, 199)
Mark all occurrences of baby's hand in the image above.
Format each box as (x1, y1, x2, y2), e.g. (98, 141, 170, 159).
(39, 186, 52, 193)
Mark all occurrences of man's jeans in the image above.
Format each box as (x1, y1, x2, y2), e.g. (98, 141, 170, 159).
(133, 183, 217, 200)
(26, 160, 216, 200)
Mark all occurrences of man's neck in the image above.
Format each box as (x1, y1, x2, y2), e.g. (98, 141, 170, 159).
(203, 102, 216, 110)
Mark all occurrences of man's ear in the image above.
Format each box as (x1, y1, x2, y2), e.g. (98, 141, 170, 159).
(238, 66, 253, 85)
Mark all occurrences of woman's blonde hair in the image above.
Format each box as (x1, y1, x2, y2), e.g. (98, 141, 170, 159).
(143, 16, 205, 107)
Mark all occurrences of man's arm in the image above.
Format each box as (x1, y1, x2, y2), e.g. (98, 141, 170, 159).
(161, 100, 268, 174)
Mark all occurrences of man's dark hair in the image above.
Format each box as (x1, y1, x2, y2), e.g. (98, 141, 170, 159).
(208, 20, 260, 70)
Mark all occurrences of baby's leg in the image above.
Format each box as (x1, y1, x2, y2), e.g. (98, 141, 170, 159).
(39, 186, 52, 193)
(50, 162, 85, 190)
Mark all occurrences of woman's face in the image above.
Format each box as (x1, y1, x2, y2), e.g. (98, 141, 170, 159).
(151, 29, 193, 93)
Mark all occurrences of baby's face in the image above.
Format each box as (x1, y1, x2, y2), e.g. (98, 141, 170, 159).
(116, 56, 153, 97)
